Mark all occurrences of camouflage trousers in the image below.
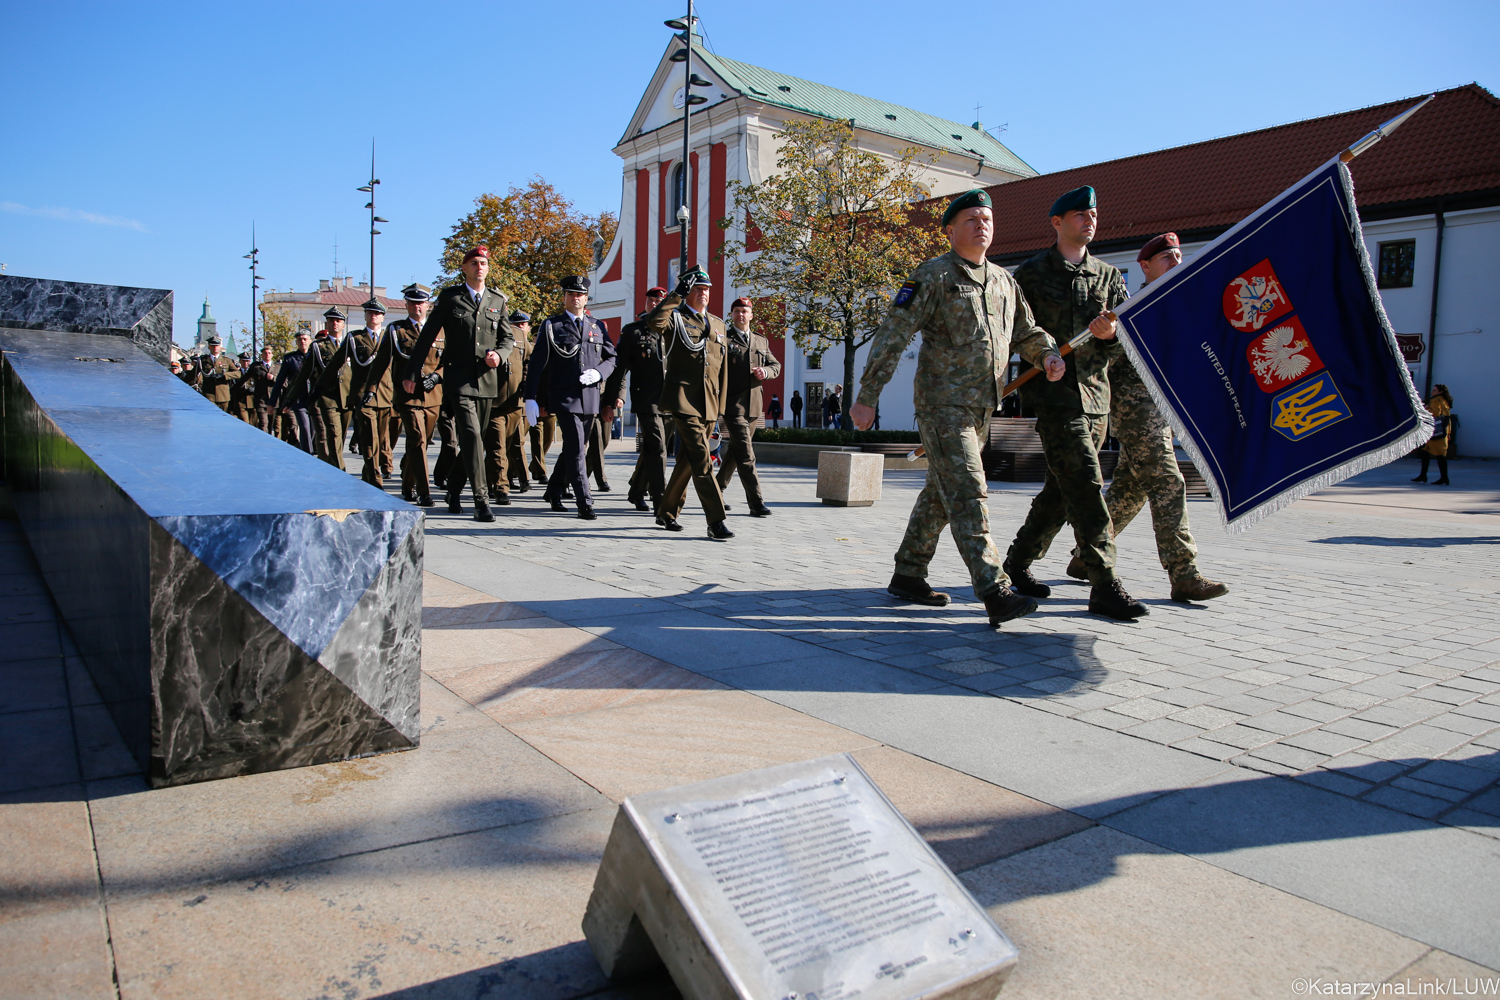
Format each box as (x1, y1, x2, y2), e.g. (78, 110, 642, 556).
(894, 406, 1008, 598)
(1006, 410, 1117, 585)
(1101, 373, 1199, 581)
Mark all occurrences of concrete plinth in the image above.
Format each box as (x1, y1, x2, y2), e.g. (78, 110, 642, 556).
(816, 451, 883, 507)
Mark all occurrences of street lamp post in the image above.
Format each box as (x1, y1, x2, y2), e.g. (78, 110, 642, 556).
(358, 140, 388, 298)
(665, 2, 708, 276)
(242, 225, 263, 355)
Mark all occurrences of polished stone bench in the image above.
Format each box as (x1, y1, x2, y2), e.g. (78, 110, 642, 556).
(0, 295, 421, 787)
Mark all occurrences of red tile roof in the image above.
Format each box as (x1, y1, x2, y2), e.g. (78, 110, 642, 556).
(313, 288, 404, 309)
(974, 84, 1500, 261)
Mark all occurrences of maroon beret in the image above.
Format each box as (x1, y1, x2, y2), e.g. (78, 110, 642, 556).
(731, 297, 753, 309)
(462, 245, 489, 263)
(646, 286, 668, 296)
(1137, 232, 1180, 262)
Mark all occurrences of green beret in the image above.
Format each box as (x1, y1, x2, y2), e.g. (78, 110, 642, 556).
(941, 188, 992, 227)
(1049, 185, 1096, 218)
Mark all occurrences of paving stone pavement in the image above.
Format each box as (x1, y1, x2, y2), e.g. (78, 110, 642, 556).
(429, 443, 1500, 837)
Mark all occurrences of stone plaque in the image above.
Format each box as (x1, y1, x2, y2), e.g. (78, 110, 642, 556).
(583, 754, 1018, 1000)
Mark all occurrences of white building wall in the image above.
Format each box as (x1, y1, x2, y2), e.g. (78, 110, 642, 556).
(1426, 207, 1500, 457)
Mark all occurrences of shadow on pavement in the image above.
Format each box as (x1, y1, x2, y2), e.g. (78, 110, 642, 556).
(1311, 534, 1500, 547)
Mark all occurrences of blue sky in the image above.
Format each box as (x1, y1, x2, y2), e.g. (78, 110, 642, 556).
(1, 0, 1495, 346)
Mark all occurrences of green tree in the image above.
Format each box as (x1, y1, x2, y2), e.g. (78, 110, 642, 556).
(717, 119, 946, 400)
(258, 305, 297, 357)
(438, 177, 618, 320)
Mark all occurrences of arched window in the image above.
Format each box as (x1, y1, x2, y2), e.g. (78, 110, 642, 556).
(668, 162, 687, 228)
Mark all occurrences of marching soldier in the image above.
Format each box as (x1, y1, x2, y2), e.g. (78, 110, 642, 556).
(230, 351, 258, 423)
(604, 285, 669, 512)
(524, 275, 617, 519)
(1003, 185, 1148, 621)
(269, 329, 317, 453)
(715, 296, 780, 517)
(850, 188, 1063, 626)
(645, 267, 733, 539)
(390, 285, 441, 506)
(349, 298, 395, 489)
(1070, 233, 1228, 602)
(401, 245, 517, 522)
(484, 308, 531, 505)
(195, 335, 240, 411)
(504, 311, 532, 493)
(524, 311, 556, 486)
(283, 306, 353, 468)
(250, 346, 278, 434)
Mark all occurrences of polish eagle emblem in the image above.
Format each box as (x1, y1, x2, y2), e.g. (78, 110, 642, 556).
(1222, 258, 1294, 332)
(1245, 315, 1325, 393)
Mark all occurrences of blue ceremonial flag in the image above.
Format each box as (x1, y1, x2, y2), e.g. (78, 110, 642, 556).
(1114, 149, 1432, 532)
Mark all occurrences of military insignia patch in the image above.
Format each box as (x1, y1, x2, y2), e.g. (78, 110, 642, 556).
(1271, 372, 1352, 441)
(893, 281, 919, 309)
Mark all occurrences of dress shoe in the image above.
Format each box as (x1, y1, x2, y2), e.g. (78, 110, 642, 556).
(707, 520, 736, 540)
(1089, 580, 1149, 620)
(417, 494, 434, 507)
(1170, 575, 1229, 602)
(981, 586, 1038, 626)
(1411, 474, 1428, 482)
(513, 478, 530, 493)
(1004, 560, 1051, 598)
(886, 573, 950, 607)
(749, 504, 773, 517)
(577, 506, 597, 520)
(1066, 556, 1089, 581)
(492, 493, 511, 506)
(1434, 478, 1450, 485)
(562, 488, 575, 501)
(473, 499, 495, 523)
(401, 487, 416, 503)
(632, 499, 651, 512)
(595, 480, 611, 493)
(446, 492, 462, 514)
(723, 502, 732, 512)
(548, 497, 567, 512)
(656, 515, 683, 532)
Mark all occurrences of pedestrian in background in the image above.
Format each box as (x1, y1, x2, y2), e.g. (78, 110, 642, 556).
(768, 394, 782, 428)
(790, 389, 802, 428)
(1413, 384, 1454, 485)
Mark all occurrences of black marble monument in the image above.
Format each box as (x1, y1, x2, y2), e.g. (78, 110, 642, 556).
(0, 277, 421, 787)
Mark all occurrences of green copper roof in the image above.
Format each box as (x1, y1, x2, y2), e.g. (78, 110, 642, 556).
(199, 298, 215, 322)
(689, 45, 1036, 178)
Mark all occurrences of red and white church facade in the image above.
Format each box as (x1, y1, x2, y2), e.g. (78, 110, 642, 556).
(587, 40, 1038, 429)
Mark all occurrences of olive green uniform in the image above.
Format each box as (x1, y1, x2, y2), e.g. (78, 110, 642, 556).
(858, 250, 1058, 598)
(196, 352, 241, 412)
(348, 327, 395, 489)
(1006, 246, 1127, 585)
(390, 319, 443, 499)
(716, 323, 782, 509)
(646, 294, 730, 524)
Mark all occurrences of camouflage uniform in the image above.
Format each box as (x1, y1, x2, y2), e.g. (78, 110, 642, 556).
(1006, 247, 1127, 585)
(858, 250, 1057, 597)
(1097, 355, 1200, 581)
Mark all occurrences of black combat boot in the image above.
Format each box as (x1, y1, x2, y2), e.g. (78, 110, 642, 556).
(446, 491, 462, 514)
(473, 498, 495, 523)
(492, 492, 511, 506)
(632, 499, 651, 511)
(656, 514, 683, 532)
(1089, 580, 1149, 620)
(1003, 560, 1050, 599)
(707, 520, 735, 540)
(577, 506, 597, 521)
(981, 586, 1038, 626)
(749, 504, 773, 517)
(886, 574, 950, 607)
(417, 493, 434, 507)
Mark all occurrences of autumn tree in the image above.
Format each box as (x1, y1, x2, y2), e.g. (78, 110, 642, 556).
(257, 305, 297, 356)
(717, 119, 946, 399)
(438, 177, 618, 321)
